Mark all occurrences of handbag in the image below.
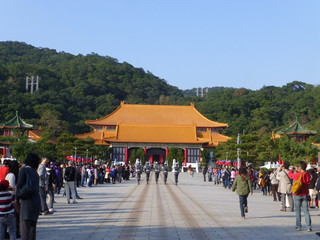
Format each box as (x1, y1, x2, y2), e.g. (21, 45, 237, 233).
(291, 172, 303, 195)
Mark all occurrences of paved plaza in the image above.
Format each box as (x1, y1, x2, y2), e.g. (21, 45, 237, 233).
(37, 172, 320, 240)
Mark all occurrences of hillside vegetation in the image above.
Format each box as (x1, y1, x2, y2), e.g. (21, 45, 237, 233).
(0, 41, 319, 141)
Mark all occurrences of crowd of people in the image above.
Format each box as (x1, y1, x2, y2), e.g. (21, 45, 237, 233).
(208, 161, 315, 232)
(0, 153, 317, 239)
(0, 155, 185, 240)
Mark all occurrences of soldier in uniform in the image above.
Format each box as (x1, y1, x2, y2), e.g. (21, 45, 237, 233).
(154, 162, 160, 184)
(163, 162, 169, 184)
(145, 162, 151, 184)
(135, 159, 143, 185)
(173, 161, 180, 185)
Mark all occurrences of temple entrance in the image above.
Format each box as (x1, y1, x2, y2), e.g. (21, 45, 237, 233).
(147, 148, 166, 164)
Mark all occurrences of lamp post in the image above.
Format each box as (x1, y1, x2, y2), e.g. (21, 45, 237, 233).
(74, 147, 77, 163)
(86, 149, 88, 165)
(237, 133, 241, 169)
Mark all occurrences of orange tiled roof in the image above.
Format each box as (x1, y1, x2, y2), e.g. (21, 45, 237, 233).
(86, 102, 228, 128)
(28, 129, 57, 144)
(76, 130, 110, 145)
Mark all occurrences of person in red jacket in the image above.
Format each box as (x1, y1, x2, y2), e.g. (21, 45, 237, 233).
(288, 161, 312, 232)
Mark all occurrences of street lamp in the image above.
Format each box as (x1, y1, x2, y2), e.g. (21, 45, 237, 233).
(74, 147, 77, 163)
(237, 133, 241, 169)
(85, 149, 88, 165)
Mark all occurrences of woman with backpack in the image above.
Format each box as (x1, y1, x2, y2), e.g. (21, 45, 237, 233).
(288, 161, 312, 232)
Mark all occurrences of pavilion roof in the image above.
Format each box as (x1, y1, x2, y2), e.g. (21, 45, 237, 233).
(276, 119, 317, 135)
(0, 111, 33, 129)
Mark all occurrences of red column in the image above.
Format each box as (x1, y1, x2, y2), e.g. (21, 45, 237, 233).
(149, 155, 153, 163)
(125, 147, 128, 164)
(165, 148, 169, 157)
(3, 147, 7, 158)
(160, 154, 163, 163)
(184, 148, 187, 166)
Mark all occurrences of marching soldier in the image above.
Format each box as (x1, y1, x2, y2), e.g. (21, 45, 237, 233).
(173, 160, 180, 185)
(145, 162, 151, 184)
(135, 159, 143, 185)
(163, 162, 169, 184)
(154, 162, 160, 184)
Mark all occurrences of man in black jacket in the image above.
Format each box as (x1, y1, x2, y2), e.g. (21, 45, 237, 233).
(17, 153, 41, 240)
(64, 161, 77, 204)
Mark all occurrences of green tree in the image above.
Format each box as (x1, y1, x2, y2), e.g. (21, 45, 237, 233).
(167, 147, 184, 168)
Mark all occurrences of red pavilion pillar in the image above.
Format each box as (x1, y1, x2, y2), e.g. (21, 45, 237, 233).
(184, 148, 187, 166)
(125, 147, 128, 164)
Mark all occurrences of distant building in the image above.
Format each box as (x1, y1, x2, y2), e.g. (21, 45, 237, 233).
(195, 88, 208, 97)
(76, 102, 230, 166)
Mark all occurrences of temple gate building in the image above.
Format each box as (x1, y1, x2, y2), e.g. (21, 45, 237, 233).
(77, 102, 230, 167)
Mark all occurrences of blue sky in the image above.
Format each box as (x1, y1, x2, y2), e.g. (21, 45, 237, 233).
(1, 0, 319, 90)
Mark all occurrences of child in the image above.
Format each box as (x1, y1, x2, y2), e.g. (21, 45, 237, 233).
(0, 179, 16, 240)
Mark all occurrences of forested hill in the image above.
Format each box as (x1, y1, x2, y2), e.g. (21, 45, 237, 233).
(0, 41, 319, 140)
(0, 41, 183, 134)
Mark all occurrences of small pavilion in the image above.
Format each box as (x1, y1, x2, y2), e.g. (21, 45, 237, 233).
(0, 111, 34, 158)
(276, 118, 317, 142)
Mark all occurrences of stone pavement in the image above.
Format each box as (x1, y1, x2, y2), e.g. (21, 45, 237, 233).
(37, 172, 320, 240)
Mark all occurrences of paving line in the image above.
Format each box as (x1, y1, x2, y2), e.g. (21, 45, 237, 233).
(163, 175, 210, 240)
(87, 179, 142, 239)
(167, 176, 238, 239)
(118, 173, 151, 240)
(156, 182, 169, 239)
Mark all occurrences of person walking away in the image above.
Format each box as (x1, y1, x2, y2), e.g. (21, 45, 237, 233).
(117, 164, 123, 183)
(110, 166, 117, 184)
(75, 164, 81, 187)
(308, 168, 317, 208)
(86, 166, 93, 187)
(208, 167, 213, 182)
(224, 168, 231, 189)
(230, 168, 236, 186)
(0, 179, 16, 240)
(154, 162, 160, 184)
(80, 165, 86, 187)
(163, 162, 169, 184)
(276, 162, 294, 212)
(316, 172, 320, 212)
(232, 166, 253, 219)
(145, 162, 151, 184)
(135, 160, 143, 185)
(258, 169, 267, 195)
(173, 162, 180, 185)
(105, 165, 111, 183)
(0, 161, 9, 181)
(288, 161, 312, 232)
(202, 166, 208, 182)
(46, 165, 56, 213)
(16, 153, 41, 240)
(270, 169, 281, 201)
(64, 161, 77, 204)
(37, 157, 52, 215)
(4, 161, 19, 238)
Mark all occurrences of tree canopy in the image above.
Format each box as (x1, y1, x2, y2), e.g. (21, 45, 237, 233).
(1, 41, 319, 166)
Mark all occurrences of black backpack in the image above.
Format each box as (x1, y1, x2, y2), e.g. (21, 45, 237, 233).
(64, 167, 75, 181)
